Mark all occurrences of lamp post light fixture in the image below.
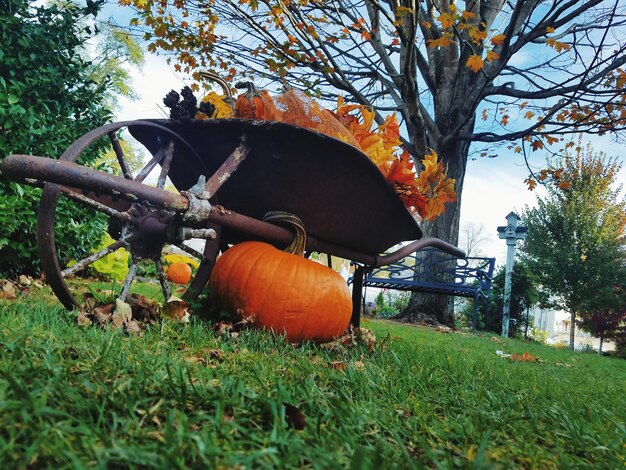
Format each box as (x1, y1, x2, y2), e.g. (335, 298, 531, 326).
(497, 212, 528, 338)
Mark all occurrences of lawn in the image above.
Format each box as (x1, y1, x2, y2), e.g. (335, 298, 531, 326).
(1, 288, 625, 469)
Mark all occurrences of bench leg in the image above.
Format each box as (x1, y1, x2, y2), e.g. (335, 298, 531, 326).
(350, 266, 366, 328)
(472, 293, 479, 334)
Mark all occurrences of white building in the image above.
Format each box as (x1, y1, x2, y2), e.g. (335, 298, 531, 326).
(530, 307, 614, 351)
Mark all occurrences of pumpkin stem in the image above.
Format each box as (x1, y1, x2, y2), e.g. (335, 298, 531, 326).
(262, 211, 307, 257)
(235, 81, 261, 96)
(198, 71, 233, 98)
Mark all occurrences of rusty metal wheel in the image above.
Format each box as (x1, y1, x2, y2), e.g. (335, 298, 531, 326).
(37, 121, 219, 309)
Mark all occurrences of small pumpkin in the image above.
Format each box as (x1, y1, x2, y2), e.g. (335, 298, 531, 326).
(167, 262, 192, 284)
(234, 81, 278, 120)
(209, 212, 352, 343)
(196, 71, 235, 119)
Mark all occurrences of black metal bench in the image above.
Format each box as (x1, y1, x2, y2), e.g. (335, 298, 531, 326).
(350, 248, 495, 332)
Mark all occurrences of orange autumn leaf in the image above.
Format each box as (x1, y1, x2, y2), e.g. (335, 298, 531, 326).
(379, 114, 402, 150)
(437, 12, 454, 29)
(462, 10, 476, 20)
(546, 38, 571, 53)
(486, 50, 500, 62)
(466, 54, 484, 72)
(469, 27, 487, 44)
(385, 152, 428, 216)
(490, 33, 506, 46)
(334, 98, 395, 167)
(531, 139, 544, 151)
(510, 351, 538, 362)
(385, 150, 417, 186)
(427, 34, 454, 48)
(415, 150, 457, 221)
(526, 177, 537, 190)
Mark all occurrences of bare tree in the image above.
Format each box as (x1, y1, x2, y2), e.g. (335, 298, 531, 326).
(460, 221, 490, 257)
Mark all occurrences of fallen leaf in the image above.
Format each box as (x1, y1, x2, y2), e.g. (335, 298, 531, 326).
(83, 293, 97, 311)
(125, 320, 142, 334)
(77, 311, 92, 327)
(112, 299, 133, 328)
(1, 281, 17, 300)
(215, 321, 233, 335)
(354, 360, 365, 370)
(93, 303, 114, 325)
(490, 336, 505, 344)
(18, 275, 32, 286)
(129, 294, 160, 324)
(330, 361, 346, 371)
(510, 351, 539, 362)
(164, 296, 190, 323)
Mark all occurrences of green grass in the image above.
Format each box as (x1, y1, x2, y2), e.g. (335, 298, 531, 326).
(1, 291, 625, 469)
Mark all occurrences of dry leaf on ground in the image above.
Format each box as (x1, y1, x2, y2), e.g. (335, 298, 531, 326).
(112, 299, 133, 328)
(164, 296, 190, 323)
(0, 281, 17, 300)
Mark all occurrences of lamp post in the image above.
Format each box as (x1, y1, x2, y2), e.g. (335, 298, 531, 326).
(497, 212, 528, 338)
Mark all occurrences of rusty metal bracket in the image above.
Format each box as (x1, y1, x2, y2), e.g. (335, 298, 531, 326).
(181, 187, 213, 224)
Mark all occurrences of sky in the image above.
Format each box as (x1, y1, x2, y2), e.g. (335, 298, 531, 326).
(110, 24, 625, 269)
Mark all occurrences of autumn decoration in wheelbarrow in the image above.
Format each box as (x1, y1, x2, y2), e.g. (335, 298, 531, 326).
(0, 73, 461, 343)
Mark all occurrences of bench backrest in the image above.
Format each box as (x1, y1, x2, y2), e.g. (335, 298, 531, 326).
(363, 248, 496, 298)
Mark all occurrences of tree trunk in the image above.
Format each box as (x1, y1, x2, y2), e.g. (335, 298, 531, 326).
(397, 141, 469, 326)
(569, 310, 576, 350)
(599, 334, 604, 355)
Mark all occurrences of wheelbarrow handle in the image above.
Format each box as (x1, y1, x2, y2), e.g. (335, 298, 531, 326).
(1, 154, 189, 211)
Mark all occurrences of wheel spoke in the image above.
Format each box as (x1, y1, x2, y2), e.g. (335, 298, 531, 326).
(59, 187, 131, 221)
(108, 131, 133, 179)
(119, 260, 139, 301)
(135, 146, 166, 183)
(156, 140, 175, 189)
(155, 259, 171, 301)
(61, 238, 130, 277)
(175, 243, 205, 261)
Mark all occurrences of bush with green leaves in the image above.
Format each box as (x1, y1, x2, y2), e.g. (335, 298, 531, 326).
(0, 0, 113, 276)
(374, 290, 410, 319)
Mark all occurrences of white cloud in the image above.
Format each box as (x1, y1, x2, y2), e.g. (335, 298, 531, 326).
(115, 55, 188, 121)
(460, 160, 538, 266)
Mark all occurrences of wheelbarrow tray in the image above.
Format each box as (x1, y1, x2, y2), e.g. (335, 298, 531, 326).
(129, 118, 422, 255)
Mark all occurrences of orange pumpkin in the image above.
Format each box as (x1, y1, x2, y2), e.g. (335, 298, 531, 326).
(166, 262, 192, 284)
(234, 81, 278, 120)
(209, 212, 352, 343)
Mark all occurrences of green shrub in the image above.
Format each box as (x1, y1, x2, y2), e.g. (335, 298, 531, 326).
(0, 0, 113, 276)
(374, 290, 410, 319)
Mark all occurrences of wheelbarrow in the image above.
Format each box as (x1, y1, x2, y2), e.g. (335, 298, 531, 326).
(0, 118, 464, 326)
